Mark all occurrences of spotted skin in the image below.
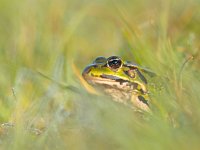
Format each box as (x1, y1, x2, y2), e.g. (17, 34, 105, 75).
(82, 56, 154, 112)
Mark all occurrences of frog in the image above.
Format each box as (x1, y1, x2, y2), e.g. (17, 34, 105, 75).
(82, 56, 156, 112)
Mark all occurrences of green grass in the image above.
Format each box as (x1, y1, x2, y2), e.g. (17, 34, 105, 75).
(0, 0, 200, 149)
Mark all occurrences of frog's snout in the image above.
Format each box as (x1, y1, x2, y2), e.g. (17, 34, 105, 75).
(82, 66, 90, 76)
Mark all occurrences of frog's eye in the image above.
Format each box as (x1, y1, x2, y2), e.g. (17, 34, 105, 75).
(107, 56, 122, 70)
(93, 56, 107, 65)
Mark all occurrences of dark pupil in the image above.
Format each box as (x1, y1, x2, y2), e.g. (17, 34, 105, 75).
(108, 59, 122, 69)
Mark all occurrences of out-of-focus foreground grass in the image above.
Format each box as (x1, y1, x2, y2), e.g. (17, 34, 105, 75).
(0, 0, 200, 149)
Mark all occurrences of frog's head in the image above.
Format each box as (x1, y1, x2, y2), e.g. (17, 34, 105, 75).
(82, 56, 148, 94)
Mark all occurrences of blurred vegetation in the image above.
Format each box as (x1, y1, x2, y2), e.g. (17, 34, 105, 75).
(0, 0, 200, 149)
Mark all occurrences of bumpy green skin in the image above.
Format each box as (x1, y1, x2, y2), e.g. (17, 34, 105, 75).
(82, 56, 154, 111)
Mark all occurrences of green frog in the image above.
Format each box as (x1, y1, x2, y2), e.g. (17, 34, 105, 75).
(82, 56, 156, 112)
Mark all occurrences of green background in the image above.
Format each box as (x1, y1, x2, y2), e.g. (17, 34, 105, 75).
(0, 0, 200, 149)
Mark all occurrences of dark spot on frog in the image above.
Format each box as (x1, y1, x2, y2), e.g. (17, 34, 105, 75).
(91, 73, 99, 77)
(135, 69, 148, 84)
(100, 74, 130, 85)
(138, 96, 149, 106)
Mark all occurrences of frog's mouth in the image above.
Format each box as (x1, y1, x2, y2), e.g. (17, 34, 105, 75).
(82, 71, 147, 94)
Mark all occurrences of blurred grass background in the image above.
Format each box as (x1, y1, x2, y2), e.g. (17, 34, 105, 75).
(0, 0, 200, 149)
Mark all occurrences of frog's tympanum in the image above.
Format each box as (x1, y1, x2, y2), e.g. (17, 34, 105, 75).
(82, 56, 155, 112)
